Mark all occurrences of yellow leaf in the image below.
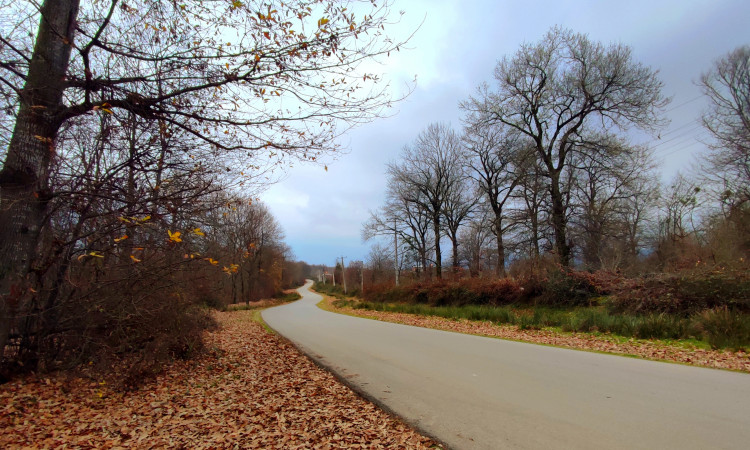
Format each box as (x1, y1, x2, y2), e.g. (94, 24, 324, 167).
(324, 165, 328, 172)
(192, 228, 205, 236)
(223, 263, 240, 275)
(89, 251, 104, 258)
(205, 258, 219, 265)
(168, 230, 182, 243)
(114, 235, 128, 243)
(101, 108, 113, 114)
(130, 255, 141, 263)
(318, 17, 329, 27)
(232, 0, 243, 7)
(118, 216, 131, 223)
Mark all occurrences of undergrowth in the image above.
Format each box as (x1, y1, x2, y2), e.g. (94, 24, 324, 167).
(334, 300, 750, 351)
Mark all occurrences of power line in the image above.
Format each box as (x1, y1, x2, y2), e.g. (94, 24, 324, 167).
(651, 126, 704, 151)
(664, 94, 703, 113)
(660, 136, 709, 159)
(655, 120, 699, 140)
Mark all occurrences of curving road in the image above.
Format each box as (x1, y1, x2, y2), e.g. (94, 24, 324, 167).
(262, 280, 750, 449)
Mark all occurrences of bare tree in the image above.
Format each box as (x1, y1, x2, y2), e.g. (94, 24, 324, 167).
(441, 167, 476, 272)
(618, 168, 660, 269)
(363, 177, 433, 277)
(699, 45, 750, 207)
(463, 122, 530, 276)
(365, 243, 395, 284)
(462, 26, 668, 266)
(458, 206, 495, 277)
(569, 136, 657, 270)
(387, 123, 464, 278)
(654, 173, 702, 267)
(212, 199, 287, 304)
(508, 156, 551, 261)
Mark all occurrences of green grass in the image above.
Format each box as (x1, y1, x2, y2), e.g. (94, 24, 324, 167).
(276, 291, 302, 302)
(340, 301, 750, 351)
(251, 310, 276, 334)
(313, 281, 359, 299)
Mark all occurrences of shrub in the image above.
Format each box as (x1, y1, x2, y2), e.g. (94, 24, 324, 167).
(362, 278, 523, 307)
(1, 259, 217, 386)
(524, 268, 617, 307)
(697, 307, 750, 350)
(313, 281, 355, 299)
(609, 268, 750, 315)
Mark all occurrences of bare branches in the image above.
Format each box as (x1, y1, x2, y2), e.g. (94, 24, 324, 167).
(699, 45, 750, 206)
(462, 26, 668, 265)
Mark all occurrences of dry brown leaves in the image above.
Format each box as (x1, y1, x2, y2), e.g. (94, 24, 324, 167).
(325, 298, 750, 373)
(0, 311, 438, 449)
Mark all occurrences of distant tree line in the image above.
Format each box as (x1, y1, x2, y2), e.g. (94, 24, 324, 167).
(363, 28, 749, 282)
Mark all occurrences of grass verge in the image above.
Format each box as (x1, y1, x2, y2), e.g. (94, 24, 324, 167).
(332, 300, 749, 351)
(314, 292, 750, 372)
(226, 291, 301, 311)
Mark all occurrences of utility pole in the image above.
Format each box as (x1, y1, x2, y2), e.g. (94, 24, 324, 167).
(360, 265, 364, 293)
(332, 265, 335, 286)
(394, 218, 399, 286)
(339, 256, 347, 294)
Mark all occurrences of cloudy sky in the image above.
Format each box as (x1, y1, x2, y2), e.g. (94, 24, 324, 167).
(261, 0, 750, 266)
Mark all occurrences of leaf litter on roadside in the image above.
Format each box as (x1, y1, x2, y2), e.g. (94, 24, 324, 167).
(0, 311, 440, 449)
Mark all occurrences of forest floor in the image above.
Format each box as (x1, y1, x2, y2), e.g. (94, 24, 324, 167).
(320, 296, 750, 373)
(0, 309, 439, 449)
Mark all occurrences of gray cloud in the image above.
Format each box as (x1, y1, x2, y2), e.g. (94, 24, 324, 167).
(262, 0, 750, 265)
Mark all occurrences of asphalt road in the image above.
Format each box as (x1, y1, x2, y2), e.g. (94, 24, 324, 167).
(262, 280, 750, 450)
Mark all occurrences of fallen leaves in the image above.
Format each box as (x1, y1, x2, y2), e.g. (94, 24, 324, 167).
(323, 297, 750, 373)
(0, 311, 438, 449)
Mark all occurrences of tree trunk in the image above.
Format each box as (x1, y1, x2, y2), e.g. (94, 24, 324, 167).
(0, 0, 80, 361)
(494, 214, 506, 277)
(549, 172, 571, 266)
(450, 231, 459, 273)
(433, 215, 442, 279)
(531, 208, 540, 259)
(583, 215, 603, 270)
